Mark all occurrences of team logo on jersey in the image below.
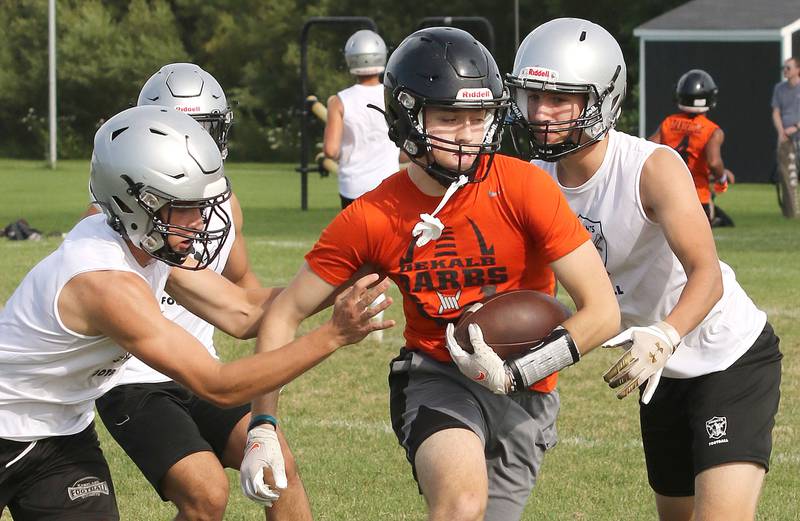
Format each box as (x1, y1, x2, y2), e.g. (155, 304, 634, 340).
(705, 416, 728, 445)
(67, 476, 110, 501)
(436, 289, 463, 314)
(578, 215, 607, 265)
(396, 219, 507, 319)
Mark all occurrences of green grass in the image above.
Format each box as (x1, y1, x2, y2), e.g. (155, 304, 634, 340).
(1, 159, 799, 520)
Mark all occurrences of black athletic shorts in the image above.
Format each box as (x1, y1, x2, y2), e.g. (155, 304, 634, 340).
(640, 322, 782, 497)
(0, 423, 118, 521)
(95, 381, 250, 500)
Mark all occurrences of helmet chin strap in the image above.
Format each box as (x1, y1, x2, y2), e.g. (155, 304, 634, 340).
(412, 174, 469, 247)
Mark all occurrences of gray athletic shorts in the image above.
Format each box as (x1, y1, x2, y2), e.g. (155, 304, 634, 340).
(389, 348, 559, 521)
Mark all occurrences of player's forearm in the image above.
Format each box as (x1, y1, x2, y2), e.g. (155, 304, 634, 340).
(200, 323, 342, 408)
(707, 160, 725, 180)
(665, 262, 722, 337)
(250, 310, 305, 414)
(563, 296, 620, 354)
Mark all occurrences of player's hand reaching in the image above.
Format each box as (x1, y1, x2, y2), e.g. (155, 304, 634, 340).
(602, 321, 681, 404)
(240, 426, 286, 507)
(328, 274, 394, 346)
(445, 323, 509, 395)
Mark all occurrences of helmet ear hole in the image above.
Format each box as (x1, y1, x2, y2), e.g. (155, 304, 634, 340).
(112, 196, 134, 214)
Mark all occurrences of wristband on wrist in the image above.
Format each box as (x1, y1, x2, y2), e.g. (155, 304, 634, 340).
(507, 326, 580, 390)
(249, 414, 278, 431)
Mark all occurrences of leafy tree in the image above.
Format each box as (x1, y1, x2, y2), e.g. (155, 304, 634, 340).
(0, 0, 686, 160)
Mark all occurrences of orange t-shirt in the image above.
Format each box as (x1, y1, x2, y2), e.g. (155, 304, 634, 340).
(306, 154, 590, 392)
(658, 113, 720, 204)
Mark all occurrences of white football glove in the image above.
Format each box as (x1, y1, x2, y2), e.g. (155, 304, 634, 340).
(445, 323, 508, 395)
(602, 321, 681, 404)
(240, 426, 287, 507)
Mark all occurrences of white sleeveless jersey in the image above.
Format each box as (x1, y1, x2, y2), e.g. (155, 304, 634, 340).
(534, 130, 766, 378)
(337, 83, 400, 199)
(116, 198, 235, 385)
(0, 214, 170, 440)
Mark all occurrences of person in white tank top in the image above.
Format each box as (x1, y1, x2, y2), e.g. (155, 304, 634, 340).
(323, 32, 400, 343)
(323, 29, 402, 209)
(93, 63, 315, 521)
(0, 106, 393, 521)
(507, 18, 781, 521)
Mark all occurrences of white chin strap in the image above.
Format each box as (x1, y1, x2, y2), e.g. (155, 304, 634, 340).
(412, 174, 469, 247)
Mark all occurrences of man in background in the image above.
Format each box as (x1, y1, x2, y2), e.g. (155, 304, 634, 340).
(771, 56, 800, 218)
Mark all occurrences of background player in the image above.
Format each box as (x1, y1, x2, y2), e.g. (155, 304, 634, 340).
(94, 63, 313, 521)
(0, 106, 392, 520)
(649, 69, 735, 227)
(242, 27, 620, 521)
(323, 29, 401, 209)
(508, 17, 781, 521)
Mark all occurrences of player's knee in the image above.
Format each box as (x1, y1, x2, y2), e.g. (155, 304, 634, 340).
(175, 479, 230, 521)
(431, 490, 486, 521)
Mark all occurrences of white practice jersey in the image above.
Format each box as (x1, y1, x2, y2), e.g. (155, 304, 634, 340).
(0, 214, 171, 441)
(116, 198, 235, 385)
(534, 129, 766, 378)
(337, 83, 400, 199)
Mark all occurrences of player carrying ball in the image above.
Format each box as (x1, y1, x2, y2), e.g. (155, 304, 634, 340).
(241, 27, 620, 521)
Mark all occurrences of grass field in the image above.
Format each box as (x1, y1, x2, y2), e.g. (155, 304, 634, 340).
(1, 158, 799, 520)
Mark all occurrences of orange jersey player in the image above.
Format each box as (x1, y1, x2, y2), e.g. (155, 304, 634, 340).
(242, 27, 619, 521)
(309, 153, 587, 392)
(650, 70, 735, 225)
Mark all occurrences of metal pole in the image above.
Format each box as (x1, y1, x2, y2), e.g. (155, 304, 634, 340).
(514, 0, 520, 49)
(48, 0, 57, 169)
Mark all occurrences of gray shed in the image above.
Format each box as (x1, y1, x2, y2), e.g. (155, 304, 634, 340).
(634, 0, 800, 182)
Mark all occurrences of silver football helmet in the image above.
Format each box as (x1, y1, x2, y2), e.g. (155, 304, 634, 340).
(90, 105, 231, 270)
(138, 63, 233, 158)
(344, 30, 387, 76)
(506, 18, 626, 161)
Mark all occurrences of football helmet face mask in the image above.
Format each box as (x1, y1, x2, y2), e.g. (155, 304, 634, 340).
(138, 63, 233, 159)
(90, 105, 232, 270)
(383, 27, 510, 186)
(676, 69, 718, 113)
(506, 18, 626, 161)
(344, 29, 388, 76)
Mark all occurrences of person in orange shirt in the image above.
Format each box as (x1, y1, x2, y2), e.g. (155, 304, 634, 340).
(650, 69, 735, 227)
(240, 27, 619, 521)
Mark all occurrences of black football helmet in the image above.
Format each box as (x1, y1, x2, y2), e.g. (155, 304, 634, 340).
(382, 27, 509, 186)
(676, 69, 717, 113)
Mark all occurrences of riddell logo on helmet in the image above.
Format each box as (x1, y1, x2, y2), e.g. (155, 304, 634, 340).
(175, 105, 201, 113)
(456, 88, 493, 100)
(520, 67, 559, 81)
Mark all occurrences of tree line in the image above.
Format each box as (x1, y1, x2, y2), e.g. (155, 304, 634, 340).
(0, 0, 684, 162)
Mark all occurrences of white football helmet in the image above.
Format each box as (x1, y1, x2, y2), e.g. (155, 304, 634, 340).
(506, 18, 626, 161)
(90, 105, 231, 269)
(344, 30, 387, 76)
(138, 63, 233, 158)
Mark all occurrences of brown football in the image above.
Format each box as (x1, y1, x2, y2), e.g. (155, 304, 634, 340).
(453, 290, 571, 360)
